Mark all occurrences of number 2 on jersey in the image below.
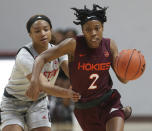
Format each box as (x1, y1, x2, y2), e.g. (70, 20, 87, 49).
(88, 73, 99, 90)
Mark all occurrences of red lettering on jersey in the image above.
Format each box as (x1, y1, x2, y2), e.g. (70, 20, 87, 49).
(53, 69, 58, 76)
(43, 69, 58, 79)
(85, 63, 92, 71)
(78, 62, 85, 70)
(42, 115, 47, 119)
(78, 62, 111, 71)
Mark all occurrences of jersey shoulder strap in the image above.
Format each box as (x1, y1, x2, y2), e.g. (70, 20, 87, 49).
(16, 46, 34, 58)
(16, 43, 60, 62)
(49, 43, 60, 63)
(16, 43, 35, 58)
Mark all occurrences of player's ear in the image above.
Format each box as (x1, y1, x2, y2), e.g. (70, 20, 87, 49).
(101, 23, 104, 31)
(81, 25, 85, 34)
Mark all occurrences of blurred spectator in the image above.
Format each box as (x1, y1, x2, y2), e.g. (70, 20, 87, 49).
(50, 97, 73, 123)
(64, 28, 78, 38)
(53, 29, 65, 45)
(48, 79, 74, 124)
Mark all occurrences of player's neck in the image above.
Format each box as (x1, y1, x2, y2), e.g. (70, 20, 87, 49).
(33, 43, 48, 54)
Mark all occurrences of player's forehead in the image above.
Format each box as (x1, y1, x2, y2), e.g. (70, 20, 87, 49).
(32, 20, 50, 29)
(83, 20, 102, 28)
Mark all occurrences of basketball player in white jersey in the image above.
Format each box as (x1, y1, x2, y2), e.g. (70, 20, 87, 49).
(0, 15, 80, 131)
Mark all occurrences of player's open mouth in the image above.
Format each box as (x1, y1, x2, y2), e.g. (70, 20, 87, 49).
(40, 38, 48, 42)
(90, 38, 99, 42)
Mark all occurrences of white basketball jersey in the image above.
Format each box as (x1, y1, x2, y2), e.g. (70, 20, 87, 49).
(5, 42, 68, 101)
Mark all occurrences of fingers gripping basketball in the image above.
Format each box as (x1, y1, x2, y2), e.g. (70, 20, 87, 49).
(114, 49, 146, 80)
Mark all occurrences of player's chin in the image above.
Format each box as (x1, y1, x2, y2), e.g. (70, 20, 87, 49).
(40, 40, 49, 45)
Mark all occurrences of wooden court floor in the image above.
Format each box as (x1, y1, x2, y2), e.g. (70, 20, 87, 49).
(0, 122, 152, 131)
(51, 122, 152, 131)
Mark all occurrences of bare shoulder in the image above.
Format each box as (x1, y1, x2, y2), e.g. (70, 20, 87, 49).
(110, 39, 118, 51)
(110, 39, 119, 60)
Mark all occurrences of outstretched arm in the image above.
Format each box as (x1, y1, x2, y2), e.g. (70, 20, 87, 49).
(41, 83, 80, 102)
(28, 38, 76, 100)
(110, 39, 128, 84)
(26, 73, 80, 101)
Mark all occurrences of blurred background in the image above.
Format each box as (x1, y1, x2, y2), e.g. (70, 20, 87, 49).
(0, 0, 152, 130)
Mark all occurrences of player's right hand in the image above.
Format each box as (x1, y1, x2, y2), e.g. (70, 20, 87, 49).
(67, 88, 81, 102)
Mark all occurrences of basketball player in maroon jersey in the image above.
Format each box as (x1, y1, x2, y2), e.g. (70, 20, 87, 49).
(27, 4, 132, 131)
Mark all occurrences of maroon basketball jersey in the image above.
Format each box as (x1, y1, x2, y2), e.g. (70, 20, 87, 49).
(69, 36, 113, 102)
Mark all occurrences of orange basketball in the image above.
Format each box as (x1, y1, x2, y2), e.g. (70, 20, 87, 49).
(114, 49, 146, 80)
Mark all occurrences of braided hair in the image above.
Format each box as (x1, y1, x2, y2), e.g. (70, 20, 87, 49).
(71, 4, 108, 26)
